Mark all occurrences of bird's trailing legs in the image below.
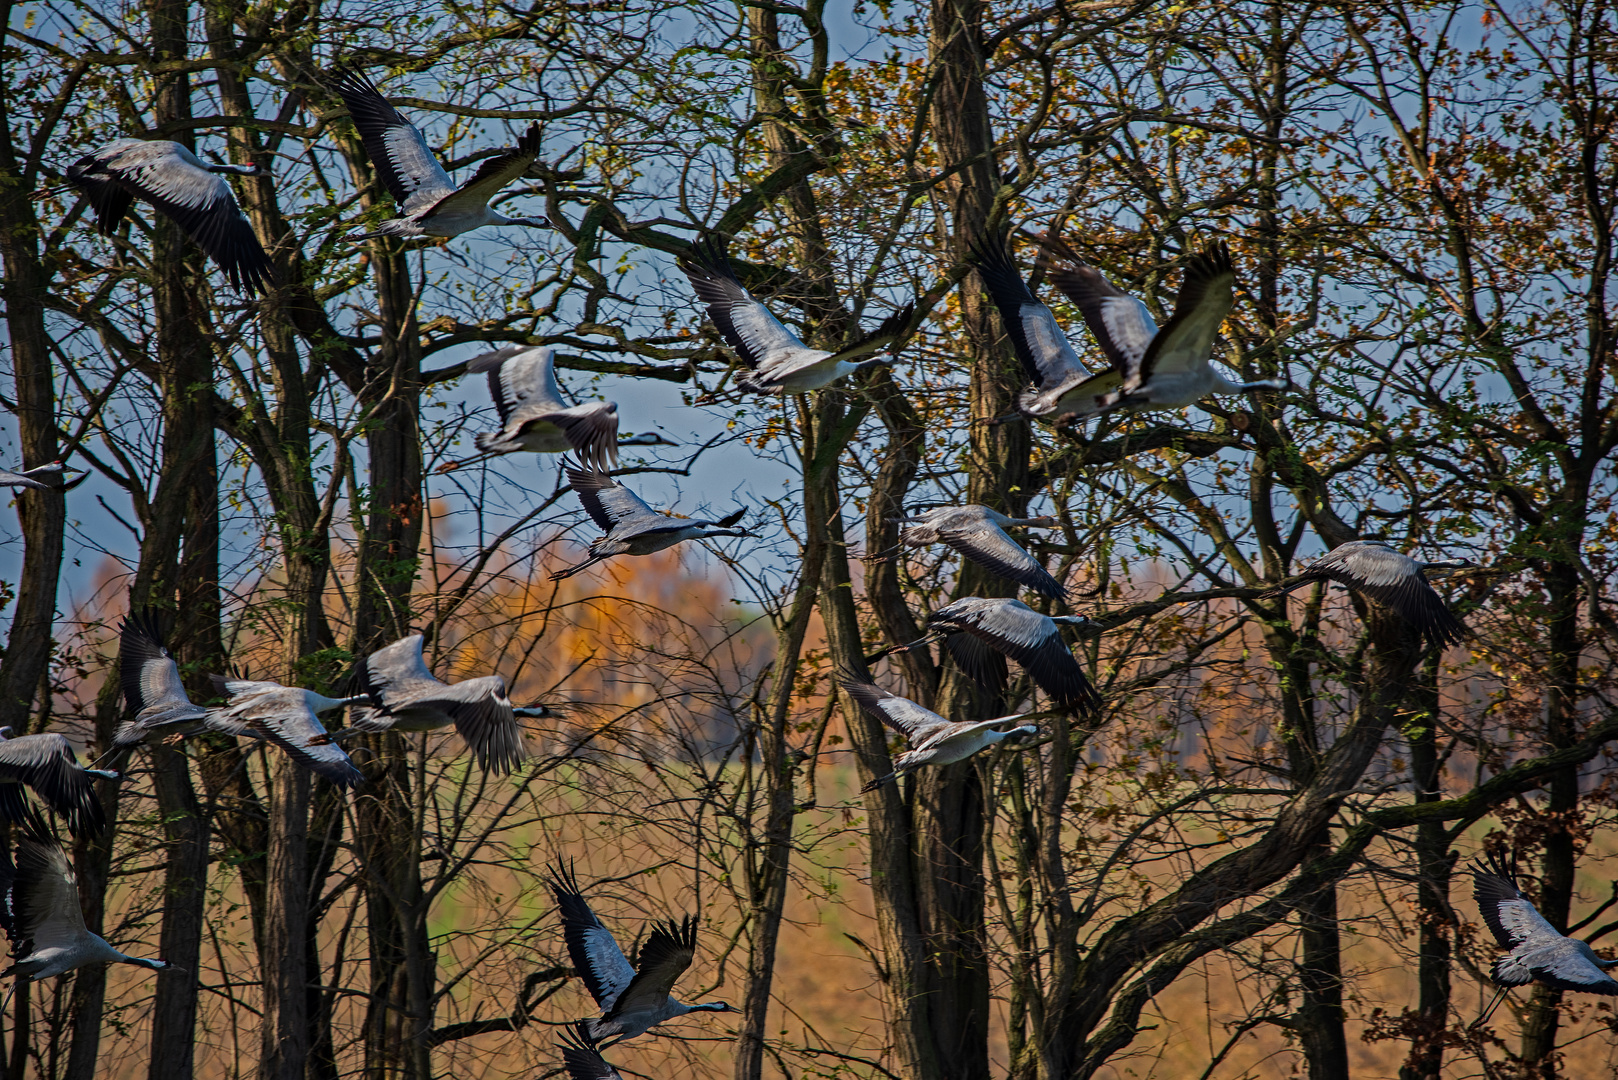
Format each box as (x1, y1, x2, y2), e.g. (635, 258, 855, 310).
(1470, 985, 1513, 1030)
(863, 632, 944, 666)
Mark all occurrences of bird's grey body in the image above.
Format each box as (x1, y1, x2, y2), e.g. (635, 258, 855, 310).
(346, 634, 539, 774)
(552, 464, 753, 580)
(445, 346, 621, 472)
(328, 69, 548, 241)
(557, 1021, 623, 1079)
(918, 597, 1101, 713)
(678, 236, 913, 394)
(208, 677, 367, 787)
(1470, 854, 1618, 1026)
(115, 610, 212, 748)
(898, 505, 1065, 599)
(839, 671, 1035, 791)
(1275, 539, 1470, 648)
(972, 237, 1283, 422)
(547, 862, 734, 1046)
(0, 462, 69, 491)
(61, 138, 274, 294)
(0, 733, 112, 837)
(0, 810, 166, 998)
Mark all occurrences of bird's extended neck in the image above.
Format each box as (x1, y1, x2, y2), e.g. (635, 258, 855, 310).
(207, 162, 261, 176)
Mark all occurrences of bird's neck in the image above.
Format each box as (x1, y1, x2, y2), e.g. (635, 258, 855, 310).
(124, 957, 167, 971)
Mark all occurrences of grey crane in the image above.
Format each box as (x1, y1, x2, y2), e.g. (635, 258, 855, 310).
(1470, 853, 1618, 1027)
(55, 139, 275, 295)
(897, 504, 1066, 599)
(972, 237, 1284, 422)
(439, 345, 622, 473)
(208, 676, 367, 787)
(551, 463, 753, 581)
(1268, 539, 1471, 648)
(888, 597, 1101, 714)
(839, 669, 1036, 792)
(327, 68, 548, 241)
(678, 236, 914, 394)
(558, 1021, 623, 1080)
(0, 462, 70, 491)
(547, 862, 734, 1046)
(0, 732, 113, 837)
(114, 610, 211, 749)
(0, 811, 167, 1013)
(343, 633, 546, 774)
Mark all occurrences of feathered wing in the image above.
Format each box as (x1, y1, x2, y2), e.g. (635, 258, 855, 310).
(8, 811, 90, 956)
(678, 236, 811, 371)
(565, 465, 660, 533)
(1472, 856, 1557, 958)
(225, 687, 364, 787)
(1141, 239, 1235, 378)
(605, 915, 697, 1021)
(548, 862, 637, 1012)
(71, 141, 274, 295)
(837, 674, 950, 742)
(118, 610, 191, 714)
(938, 524, 1066, 600)
(558, 1021, 622, 1080)
(1311, 543, 1467, 647)
(942, 632, 1010, 695)
(1043, 262, 1159, 388)
(420, 124, 545, 219)
(472, 346, 565, 419)
(326, 67, 456, 213)
(64, 142, 141, 234)
(0, 735, 105, 836)
(444, 679, 527, 774)
(123, 163, 273, 295)
(970, 238, 1090, 390)
(359, 634, 443, 700)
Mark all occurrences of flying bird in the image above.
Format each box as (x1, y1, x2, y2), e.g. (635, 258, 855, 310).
(897, 504, 1066, 599)
(889, 597, 1101, 713)
(114, 610, 212, 749)
(0, 733, 113, 837)
(439, 346, 621, 473)
(838, 669, 1036, 792)
(678, 236, 914, 394)
(0, 811, 167, 1012)
(208, 676, 368, 787)
(1470, 853, 1618, 1027)
(0, 462, 71, 491)
(971, 236, 1283, 422)
(343, 633, 545, 774)
(552, 463, 753, 581)
(557, 1021, 623, 1080)
(53, 139, 275, 295)
(547, 862, 734, 1046)
(327, 67, 549, 241)
(1269, 539, 1471, 648)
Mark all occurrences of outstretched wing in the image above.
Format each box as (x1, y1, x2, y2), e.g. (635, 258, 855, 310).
(937, 524, 1065, 600)
(605, 915, 697, 1021)
(327, 67, 456, 213)
(422, 124, 545, 221)
(678, 236, 812, 369)
(565, 464, 659, 533)
(118, 610, 192, 713)
(79, 141, 274, 295)
(970, 238, 1089, 390)
(1043, 260, 1159, 390)
(837, 672, 950, 742)
(1140, 239, 1235, 378)
(548, 862, 637, 1012)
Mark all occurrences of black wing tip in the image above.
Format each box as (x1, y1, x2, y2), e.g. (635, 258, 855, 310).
(678, 233, 734, 277)
(324, 64, 383, 99)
